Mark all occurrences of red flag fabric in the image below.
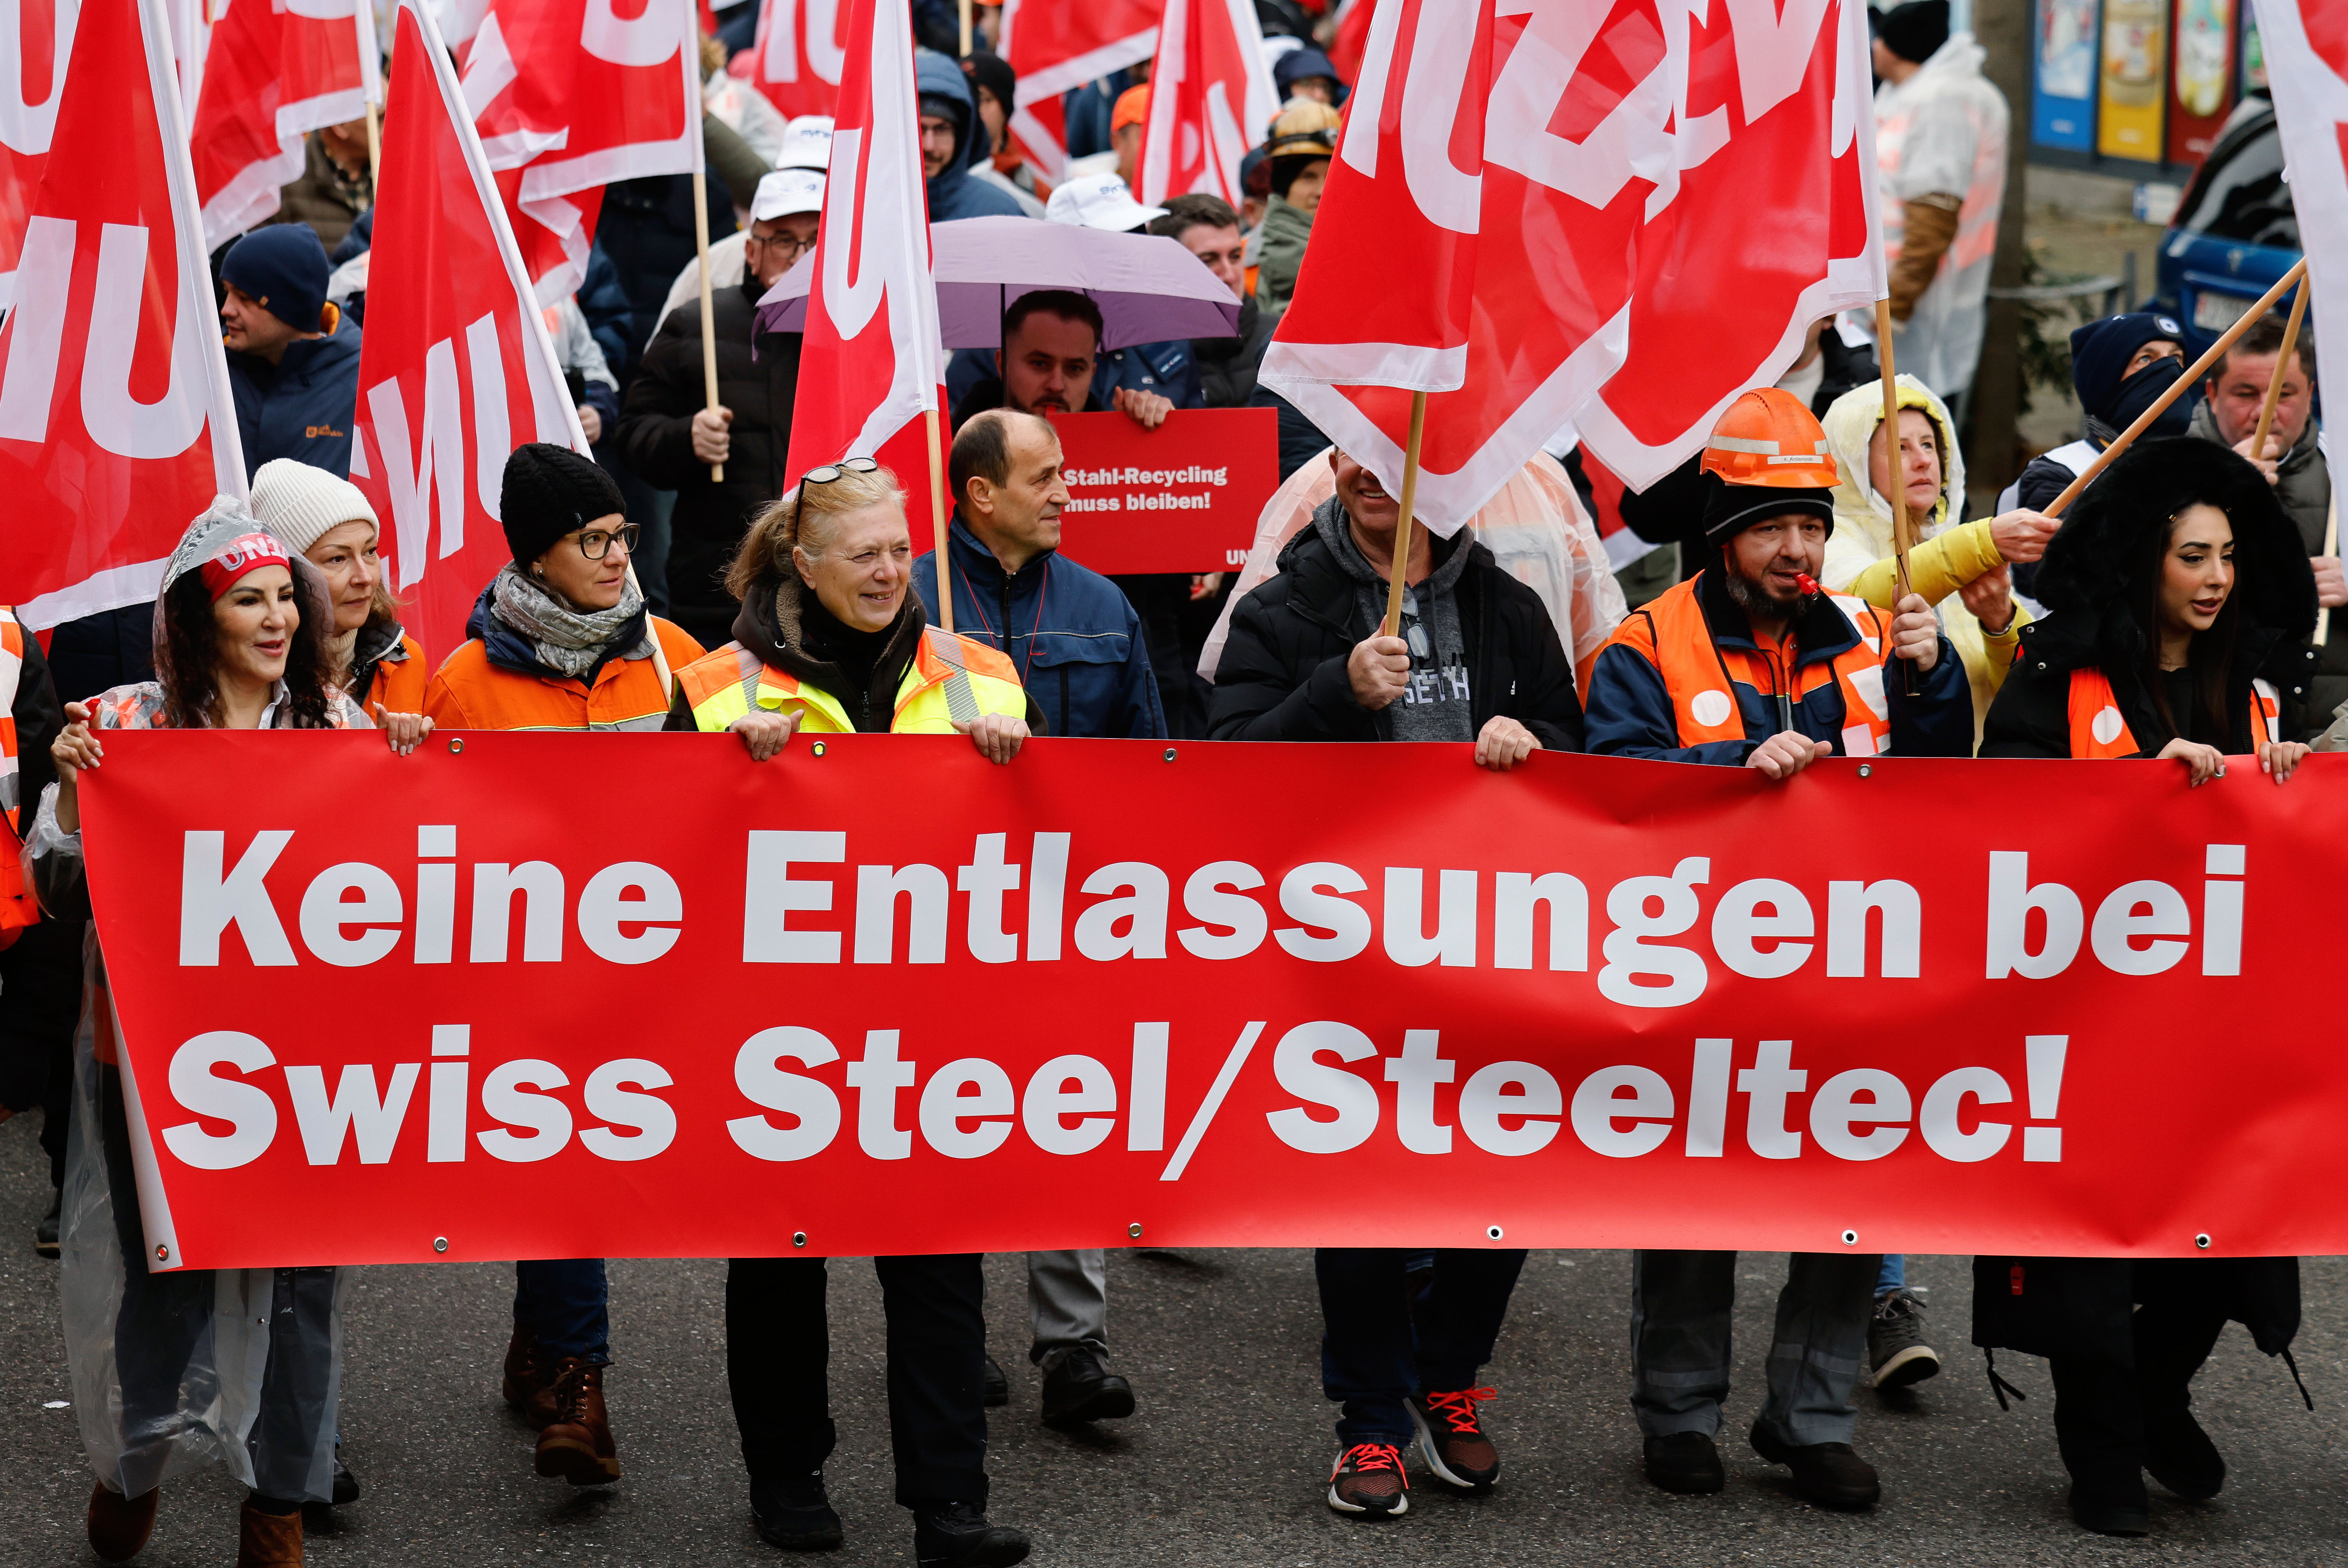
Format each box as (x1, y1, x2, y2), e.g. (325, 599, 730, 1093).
(77, 731, 2348, 1268)
(0, 0, 78, 315)
(349, 0, 586, 662)
(743, 0, 844, 120)
(0, 0, 246, 629)
(1260, 0, 1885, 529)
(457, 0, 701, 302)
(781, 0, 943, 487)
(998, 0, 1160, 180)
(190, 0, 380, 249)
(1325, 0, 1374, 82)
(1134, 0, 1278, 209)
(2260, 0, 2348, 401)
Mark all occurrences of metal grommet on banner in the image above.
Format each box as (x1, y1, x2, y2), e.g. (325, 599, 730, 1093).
(810, 742, 826, 757)
(793, 1232, 808, 1248)
(1127, 1223, 1143, 1239)
(447, 737, 464, 754)
(432, 1237, 449, 1254)
(1163, 748, 1177, 762)
(154, 1244, 169, 1262)
(1486, 1225, 1504, 1241)
(1841, 1229, 1859, 1247)
(2195, 1234, 2211, 1250)
(1857, 764, 1872, 778)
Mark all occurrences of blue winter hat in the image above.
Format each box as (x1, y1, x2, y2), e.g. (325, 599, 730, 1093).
(221, 225, 331, 333)
(1273, 46, 1348, 106)
(2069, 311, 2186, 423)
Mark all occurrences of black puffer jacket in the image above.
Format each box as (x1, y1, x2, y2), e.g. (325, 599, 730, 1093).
(1981, 437, 2320, 755)
(1208, 513, 1584, 748)
(614, 278, 803, 650)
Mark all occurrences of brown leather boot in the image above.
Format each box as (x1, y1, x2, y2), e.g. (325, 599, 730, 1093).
(534, 1357, 620, 1487)
(234, 1501, 303, 1567)
(86, 1482, 158, 1562)
(503, 1324, 557, 1429)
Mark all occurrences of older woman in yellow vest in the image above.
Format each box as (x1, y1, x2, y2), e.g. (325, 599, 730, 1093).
(666, 457, 1037, 1563)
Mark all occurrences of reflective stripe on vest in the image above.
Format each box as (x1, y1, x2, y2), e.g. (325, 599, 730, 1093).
(2065, 668, 2280, 759)
(1604, 577, 1895, 756)
(676, 627, 1027, 735)
(0, 608, 22, 832)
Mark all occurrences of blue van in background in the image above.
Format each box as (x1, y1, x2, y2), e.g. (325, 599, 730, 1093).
(2153, 97, 2303, 353)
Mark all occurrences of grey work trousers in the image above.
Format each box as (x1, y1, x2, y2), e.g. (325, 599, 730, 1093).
(1026, 1250, 1107, 1369)
(1630, 1250, 1879, 1448)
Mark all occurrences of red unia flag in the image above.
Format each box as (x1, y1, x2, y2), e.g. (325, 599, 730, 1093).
(0, 0, 81, 314)
(998, 0, 1160, 181)
(1261, 0, 1883, 527)
(1135, 0, 1278, 208)
(0, 0, 245, 628)
(190, 0, 383, 249)
(351, 0, 585, 660)
(744, 0, 844, 119)
(781, 0, 942, 494)
(456, 0, 699, 301)
(2260, 0, 2348, 401)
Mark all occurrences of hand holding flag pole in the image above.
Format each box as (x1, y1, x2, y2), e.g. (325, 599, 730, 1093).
(1874, 300, 1919, 697)
(692, 165, 725, 483)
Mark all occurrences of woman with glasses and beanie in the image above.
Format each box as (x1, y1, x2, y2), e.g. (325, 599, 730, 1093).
(668, 459, 1037, 1568)
(249, 458, 432, 716)
(33, 498, 426, 1568)
(421, 441, 705, 1492)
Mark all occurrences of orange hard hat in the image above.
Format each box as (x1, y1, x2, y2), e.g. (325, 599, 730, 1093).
(1113, 85, 1151, 136)
(1700, 386, 1839, 490)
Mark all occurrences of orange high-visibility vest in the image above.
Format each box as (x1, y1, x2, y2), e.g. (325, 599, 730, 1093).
(2065, 667, 2280, 759)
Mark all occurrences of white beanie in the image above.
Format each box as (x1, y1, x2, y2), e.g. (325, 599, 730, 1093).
(248, 459, 378, 555)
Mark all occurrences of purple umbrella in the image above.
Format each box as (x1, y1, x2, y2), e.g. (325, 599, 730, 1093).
(754, 215, 1243, 349)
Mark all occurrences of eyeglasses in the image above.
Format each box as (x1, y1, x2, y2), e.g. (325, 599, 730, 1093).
(747, 231, 816, 261)
(571, 523, 641, 560)
(804, 457, 880, 486)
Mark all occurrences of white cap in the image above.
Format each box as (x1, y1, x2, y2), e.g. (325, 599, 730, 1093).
(778, 115, 834, 170)
(1044, 171, 1167, 233)
(752, 168, 825, 221)
(248, 458, 378, 555)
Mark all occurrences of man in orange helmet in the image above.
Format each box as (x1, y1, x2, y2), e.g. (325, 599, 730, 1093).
(1580, 388, 1970, 1514)
(1583, 385, 1972, 773)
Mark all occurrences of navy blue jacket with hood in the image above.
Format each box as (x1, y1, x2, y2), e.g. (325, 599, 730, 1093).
(225, 316, 364, 481)
(913, 518, 1167, 740)
(917, 49, 1025, 222)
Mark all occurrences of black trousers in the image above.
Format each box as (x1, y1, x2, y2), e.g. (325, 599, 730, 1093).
(2046, 1260, 2231, 1492)
(727, 1253, 989, 1507)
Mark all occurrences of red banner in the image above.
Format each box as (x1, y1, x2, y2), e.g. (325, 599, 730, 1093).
(79, 732, 2348, 1272)
(1045, 408, 1273, 574)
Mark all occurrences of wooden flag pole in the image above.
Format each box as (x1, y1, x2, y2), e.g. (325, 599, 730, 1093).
(2319, 498, 2339, 651)
(927, 406, 955, 633)
(2046, 257, 2310, 518)
(1872, 299, 1916, 603)
(364, 103, 382, 205)
(1381, 391, 1429, 637)
(2250, 275, 2310, 466)
(959, 0, 973, 55)
(690, 166, 725, 483)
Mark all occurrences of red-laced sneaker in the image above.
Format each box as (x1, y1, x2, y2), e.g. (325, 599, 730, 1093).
(1327, 1442, 1410, 1518)
(1410, 1386, 1501, 1491)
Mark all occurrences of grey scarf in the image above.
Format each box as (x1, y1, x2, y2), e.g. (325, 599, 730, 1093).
(1312, 497, 1477, 743)
(490, 563, 654, 678)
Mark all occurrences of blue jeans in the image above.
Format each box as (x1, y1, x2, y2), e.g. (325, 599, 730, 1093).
(515, 1259, 610, 1364)
(1878, 1254, 1905, 1295)
(1315, 1247, 1527, 1446)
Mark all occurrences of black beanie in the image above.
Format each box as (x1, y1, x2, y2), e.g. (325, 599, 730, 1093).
(1875, 0, 1949, 65)
(1700, 473, 1836, 545)
(499, 442, 625, 566)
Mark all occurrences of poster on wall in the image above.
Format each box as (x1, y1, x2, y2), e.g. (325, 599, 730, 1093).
(2034, 0, 2100, 149)
(2166, 0, 2235, 162)
(2098, 0, 2169, 160)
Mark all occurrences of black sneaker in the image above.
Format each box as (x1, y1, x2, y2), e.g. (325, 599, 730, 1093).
(911, 1500, 1028, 1567)
(982, 1354, 1009, 1408)
(330, 1451, 360, 1507)
(2144, 1405, 2225, 1499)
(1326, 1442, 1409, 1518)
(36, 1190, 59, 1259)
(1408, 1386, 1500, 1491)
(2068, 1477, 2151, 1536)
(753, 1471, 843, 1551)
(1868, 1289, 1941, 1389)
(1642, 1430, 1724, 1494)
(1748, 1422, 1881, 1510)
(1039, 1348, 1134, 1424)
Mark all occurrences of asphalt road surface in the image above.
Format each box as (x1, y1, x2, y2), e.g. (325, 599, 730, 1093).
(1, 1114, 2342, 1567)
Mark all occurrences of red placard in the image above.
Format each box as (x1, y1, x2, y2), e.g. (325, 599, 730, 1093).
(1044, 408, 1276, 575)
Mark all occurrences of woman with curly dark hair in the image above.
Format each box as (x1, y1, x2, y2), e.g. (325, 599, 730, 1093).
(30, 498, 425, 1568)
(1975, 437, 2317, 1537)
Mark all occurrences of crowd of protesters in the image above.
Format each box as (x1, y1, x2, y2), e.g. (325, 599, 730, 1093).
(0, 0, 2335, 1563)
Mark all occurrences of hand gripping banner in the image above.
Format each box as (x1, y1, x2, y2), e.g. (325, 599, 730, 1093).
(78, 734, 2348, 1271)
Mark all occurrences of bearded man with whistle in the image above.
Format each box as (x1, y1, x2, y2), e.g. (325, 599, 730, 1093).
(1577, 386, 1972, 1512)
